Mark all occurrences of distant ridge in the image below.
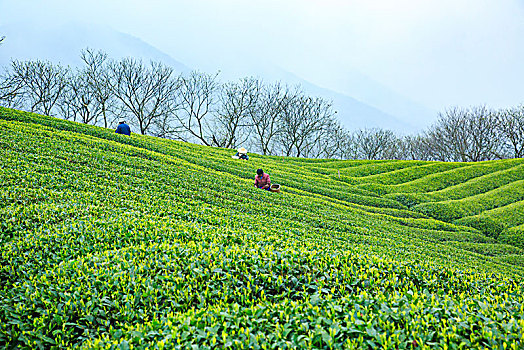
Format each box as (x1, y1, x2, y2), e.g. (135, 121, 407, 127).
(0, 21, 415, 131)
(0, 22, 190, 72)
(271, 67, 414, 132)
(198, 62, 415, 132)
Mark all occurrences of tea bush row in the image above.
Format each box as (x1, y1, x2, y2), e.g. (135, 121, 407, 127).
(412, 180, 524, 222)
(499, 225, 524, 250)
(2, 108, 524, 348)
(385, 164, 524, 207)
(358, 159, 522, 196)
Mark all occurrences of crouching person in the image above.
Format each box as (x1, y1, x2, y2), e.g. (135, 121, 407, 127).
(254, 169, 271, 190)
(115, 118, 131, 136)
(232, 147, 249, 160)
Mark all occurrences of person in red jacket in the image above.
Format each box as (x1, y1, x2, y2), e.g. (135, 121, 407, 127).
(254, 169, 271, 190)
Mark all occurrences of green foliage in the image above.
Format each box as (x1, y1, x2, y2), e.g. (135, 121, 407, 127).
(85, 274, 524, 349)
(353, 162, 465, 185)
(424, 163, 524, 200)
(499, 225, 524, 250)
(477, 201, 524, 228)
(1, 106, 524, 349)
(454, 216, 505, 238)
(384, 163, 524, 208)
(498, 254, 524, 268)
(412, 202, 466, 222)
(447, 241, 522, 257)
(331, 160, 429, 178)
(364, 160, 523, 196)
(413, 180, 524, 222)
(384, 192, 431, 207)
(455, 201, 524, 241)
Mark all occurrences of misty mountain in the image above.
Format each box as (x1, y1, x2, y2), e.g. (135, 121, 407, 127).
(247, 66, 412, 131)
(208, 62, 414, 132)
(0, 22, 189, 72)
(0, 22, 416, 132)
(305, 79, 414, 132)
(295, 69, 437, 130)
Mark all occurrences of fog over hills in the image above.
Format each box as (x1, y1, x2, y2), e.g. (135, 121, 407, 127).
(1, 0, 523, 133)
(222, 64, 413, 131)
(1, 22, 424, 132)
(296, 69, 437, 130)
(0, 23, 189, 72)
(0, 22, 189, 72)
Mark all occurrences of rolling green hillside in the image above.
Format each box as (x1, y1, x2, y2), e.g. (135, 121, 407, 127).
(1, 107, 523, 349)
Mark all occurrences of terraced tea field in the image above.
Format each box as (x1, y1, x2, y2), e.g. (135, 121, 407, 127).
(1, 106, 523, 349)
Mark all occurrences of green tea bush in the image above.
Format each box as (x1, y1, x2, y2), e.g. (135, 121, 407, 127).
(352, 162, 464, 185)
(413, 180, 524, 222)
(85, 270, 524, 349)
(302, 159, 388, 175)
(1, 107, 524, 349)
(454, 216, 505, 238)
(447, 241, 523, 257)
(424, 163, 524, 200)
(457, 201, 524, 238)
(363, 160, 522, 196)
(384, 192, 431, 207)
(411, 202, 466, 222)
(497, 254, 524, 268)
(385, 163, 524, 207)
(499, 225, 524, 250)
(330, 160, 429, 178)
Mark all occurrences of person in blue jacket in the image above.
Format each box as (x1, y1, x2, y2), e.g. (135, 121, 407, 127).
(115, 118, 131, 136)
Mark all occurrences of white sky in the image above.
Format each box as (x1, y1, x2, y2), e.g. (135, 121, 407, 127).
(1, 0, 524, 112)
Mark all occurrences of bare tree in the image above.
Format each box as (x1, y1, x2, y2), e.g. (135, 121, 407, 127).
(466, 105, 501, 161)
(425, 107, 469, 161)
(0, 68, 25, 108)
(341, 132, 361, 160)
(55, 68, 77, 121)
(174, 71, 219, 145)
(302, 99, 337, 158)
(354, 128, 399, 160)
(400, 135, 434, 161)
(426, 106, 500, 162)
(248, 82, 291, 155)
(57, 69, 103, 124)
(311, 118, 353, 159)
(279, 91, 336, 157)
(110, 57, 178, 135)
(5, 46, 522, 163)
(497, 106, 524, 158)
(80, 49, 115, 128)
(9, 59, 68, 116)
(0, 36, 5, 45)
(213, 77, 260, 148)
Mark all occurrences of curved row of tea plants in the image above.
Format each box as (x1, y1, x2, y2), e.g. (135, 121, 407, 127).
(385, 164, 524, 207)
(1, 107, 523, 349)
(412, 180, 524, 222)
(500, 224, 524, 250)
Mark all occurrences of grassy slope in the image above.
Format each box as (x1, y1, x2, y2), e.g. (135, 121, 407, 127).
(1, 107, 523, 349)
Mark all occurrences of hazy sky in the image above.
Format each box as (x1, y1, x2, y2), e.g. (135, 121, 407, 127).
(1, 0, 523, 112)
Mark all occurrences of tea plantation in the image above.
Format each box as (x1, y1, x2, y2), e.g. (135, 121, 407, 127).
(1, 106, 523, 349)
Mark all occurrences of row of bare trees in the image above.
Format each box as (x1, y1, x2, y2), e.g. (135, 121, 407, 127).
(0, 48, 523, 160)
(340, 105, 524, 161)
(0, 49, 342, 158)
